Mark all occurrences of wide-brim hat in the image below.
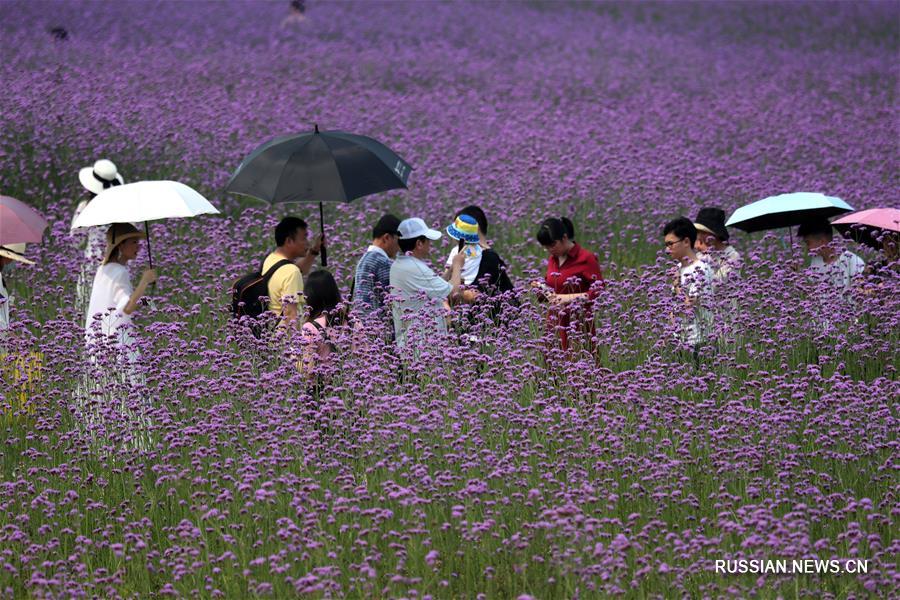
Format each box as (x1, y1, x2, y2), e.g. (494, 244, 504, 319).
(0, 243, 35, 265)
(694, 207, 729, 241)
(102, 223, 146, 264)
(399, 217, 441, 241)
(79, 159, 124, 195)
(447, 214, 480, 244)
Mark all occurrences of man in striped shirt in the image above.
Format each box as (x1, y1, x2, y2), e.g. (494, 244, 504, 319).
(352, 214, 401, 323)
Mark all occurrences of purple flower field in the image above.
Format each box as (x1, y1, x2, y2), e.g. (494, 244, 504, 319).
(1, 1, 898, 598)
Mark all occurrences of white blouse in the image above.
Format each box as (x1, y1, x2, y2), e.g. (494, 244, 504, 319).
(85, 262, 134, 346)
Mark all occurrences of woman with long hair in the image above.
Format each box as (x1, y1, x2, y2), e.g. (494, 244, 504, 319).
(298, 270, 344, 379)
(533, 217, 603, 351)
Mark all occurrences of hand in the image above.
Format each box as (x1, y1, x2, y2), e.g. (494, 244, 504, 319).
(309, 234, 324, 255)
(461, 289, 479, 303)
(549, 293, 567, 307)
(139, 269, 158, 287)
(531, 280, 550, 302)
(452, 250, 466, 269)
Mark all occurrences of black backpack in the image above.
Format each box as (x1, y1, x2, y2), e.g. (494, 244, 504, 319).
(231, 258, 294, 319)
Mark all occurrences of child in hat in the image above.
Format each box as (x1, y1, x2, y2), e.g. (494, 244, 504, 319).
(444, 209, 515, 322)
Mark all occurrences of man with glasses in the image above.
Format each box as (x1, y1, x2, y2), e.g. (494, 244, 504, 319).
(352, 214, 402, 324)
(663, 217, 714, 361)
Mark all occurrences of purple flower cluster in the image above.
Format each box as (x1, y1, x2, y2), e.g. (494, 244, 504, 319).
(1, 0, 898, 597)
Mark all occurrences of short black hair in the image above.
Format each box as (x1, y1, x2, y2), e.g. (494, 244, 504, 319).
(797, 219, 833, 240)
(373, 214, 401, 239)
(275, 217, 308, 246)
(662, 217, 697, 247)
(457, 205, 488, 235)
(398, 235, 426, 254)
(305, 270, 342, 326)
(536, 217, 575, 246)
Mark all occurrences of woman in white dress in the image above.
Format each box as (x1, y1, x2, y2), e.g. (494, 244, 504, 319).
(72, 159, 125, 314)
(84, 223, 157, 385)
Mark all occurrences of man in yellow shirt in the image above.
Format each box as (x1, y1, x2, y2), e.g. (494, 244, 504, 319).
(262, 217, 321, 326)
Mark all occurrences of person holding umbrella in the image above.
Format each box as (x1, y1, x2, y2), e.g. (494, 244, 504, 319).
(0, 244, 34, 334)
(72, 159, 125, 313)
(85, 223, 157, 351)
(262, 217, 324, 327)
(797, 219, 865, 292)
(832, 208, 900, 277)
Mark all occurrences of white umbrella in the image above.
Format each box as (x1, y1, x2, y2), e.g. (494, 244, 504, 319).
(71, 180, 220, 268)
(725, 192, 853, 232)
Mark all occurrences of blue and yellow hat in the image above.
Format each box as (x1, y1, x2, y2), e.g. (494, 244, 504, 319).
(447, 214, 480, 244)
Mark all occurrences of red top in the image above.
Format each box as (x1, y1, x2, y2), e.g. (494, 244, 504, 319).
(545, 242, 603, 350)
(545, 242, 603, 296)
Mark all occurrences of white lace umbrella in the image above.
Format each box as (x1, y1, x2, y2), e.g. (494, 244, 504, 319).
(71, 180, 220, 267)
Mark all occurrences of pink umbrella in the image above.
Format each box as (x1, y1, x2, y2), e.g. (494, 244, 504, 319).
(0, 195, 48, 245)
(832, 208, 900, 249)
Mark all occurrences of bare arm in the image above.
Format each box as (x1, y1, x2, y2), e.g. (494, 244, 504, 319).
(282, 301, 299, 326)
(123, 269, 157, 315)
(448, 252, 465, 300)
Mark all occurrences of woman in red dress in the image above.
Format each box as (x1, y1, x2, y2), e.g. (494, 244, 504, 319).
(533, 217, 603, 351)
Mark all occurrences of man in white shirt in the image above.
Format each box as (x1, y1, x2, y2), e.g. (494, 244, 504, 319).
(663, 217, 715, 354)
(798, 219, 865, 291)
(389, 218, 465, 348)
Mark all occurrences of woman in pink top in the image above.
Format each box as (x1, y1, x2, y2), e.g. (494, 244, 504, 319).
(298, 270, 343, 388)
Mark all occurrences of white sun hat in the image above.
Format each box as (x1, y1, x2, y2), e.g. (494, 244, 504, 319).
(78, 159, 124, 195)
(398, 217, 441, 241)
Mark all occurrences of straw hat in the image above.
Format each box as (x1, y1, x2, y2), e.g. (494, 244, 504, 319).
(0, 243, 35, 265)
(79, 159, 124, 195)
(102, 223, 145, 264)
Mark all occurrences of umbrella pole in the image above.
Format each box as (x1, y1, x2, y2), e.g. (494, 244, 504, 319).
(789, 227, 796, 269)
(319, 201, 327, 267)
(144, 221, 156, 293)
(144, 221, 153, 269)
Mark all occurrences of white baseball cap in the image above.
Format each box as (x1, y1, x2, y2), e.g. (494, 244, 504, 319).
(398, 217, 441, 241)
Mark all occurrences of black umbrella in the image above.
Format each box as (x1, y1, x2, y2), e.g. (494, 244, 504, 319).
(225, 125, 413, 266)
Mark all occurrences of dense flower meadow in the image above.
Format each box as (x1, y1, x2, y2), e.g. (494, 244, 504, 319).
(1, 0, 898, 598)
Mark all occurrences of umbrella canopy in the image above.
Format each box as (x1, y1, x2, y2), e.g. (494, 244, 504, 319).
(226, 126, 412, 204)
(225, 126, 413, 266)
(71, 180, 219, 228)
(0, 195, 49, 245)
(725, 192, 854, 233)
(832, 207, 900, 249)
(71, 180, 220, 270)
